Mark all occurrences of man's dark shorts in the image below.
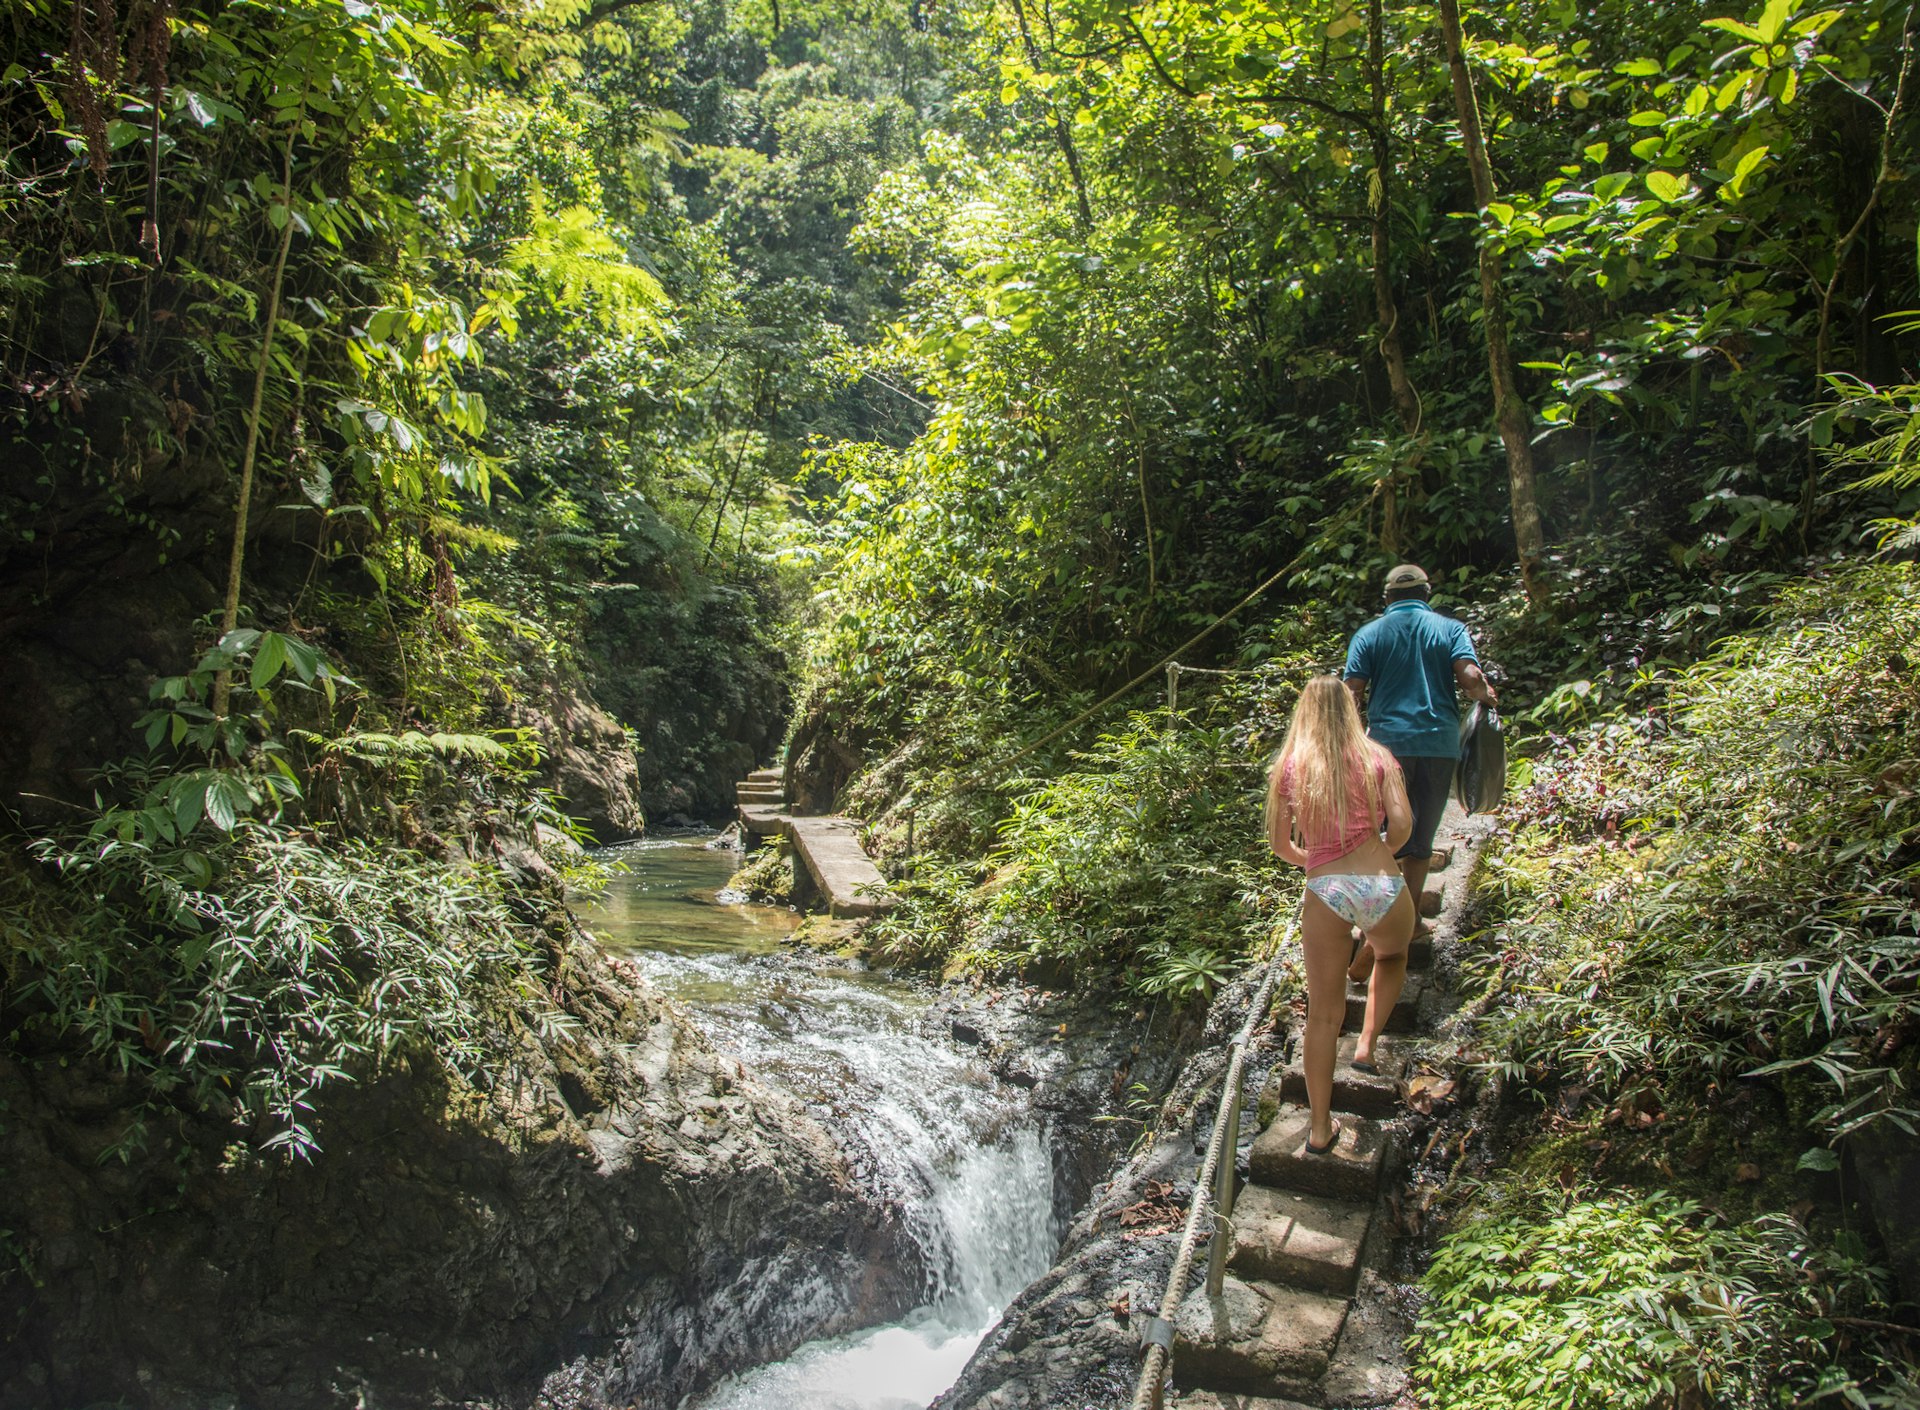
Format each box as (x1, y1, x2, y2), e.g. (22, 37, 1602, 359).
(1395, 755, 1454, 861)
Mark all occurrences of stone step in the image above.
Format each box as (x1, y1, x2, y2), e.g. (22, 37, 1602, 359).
(736, 782, 785, 801)
(1419, 884, 1443, 918)
(1171, 1393, 1318, 1410)
(1429, 844, 1454, 872)
(748, 767, 784, 784)
(1268, 1033, 1418, 1118)
(736, 803, 787, 837)
(1344, 972, 1423, 1035)
(1227, 1183, 1371, 1297)
(1171, 1274, 1349, 1393)
(1250, 1105, 1387, 1202)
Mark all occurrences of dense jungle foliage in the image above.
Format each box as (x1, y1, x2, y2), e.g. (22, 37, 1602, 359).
(2, 0, 1919, 1399)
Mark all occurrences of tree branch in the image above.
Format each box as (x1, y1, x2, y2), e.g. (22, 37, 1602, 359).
(1122, 13, 1198, 97)
(578, 0, 663, 28)
(1251, 87, 1376, 132)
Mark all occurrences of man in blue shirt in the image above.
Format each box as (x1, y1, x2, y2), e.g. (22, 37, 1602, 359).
(1344, 564, 1497, 966)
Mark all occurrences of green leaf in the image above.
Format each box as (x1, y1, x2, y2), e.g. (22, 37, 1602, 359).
(251, 632, 288, 691)
(204, 773, 251, 832)
(1646, 170, 1688, 203)
(282, 637, 322, 684)
(171, 775, 210, 836)
(1702, 17, 1764, 42)
(1726, 143, 1771, 197)
(1627, 109, 1667, 127)
(1756, 0, 1792, 44)
(1797, 1146, 1841, 1172)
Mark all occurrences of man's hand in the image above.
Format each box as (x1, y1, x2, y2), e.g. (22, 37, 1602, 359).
(1455, 658, 1498, 707)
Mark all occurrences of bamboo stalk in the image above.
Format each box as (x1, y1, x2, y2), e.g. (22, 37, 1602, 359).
(211, 131, 297, 721)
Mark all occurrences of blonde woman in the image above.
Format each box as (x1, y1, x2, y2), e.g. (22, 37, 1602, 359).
(1266, 675, 1416, 1154)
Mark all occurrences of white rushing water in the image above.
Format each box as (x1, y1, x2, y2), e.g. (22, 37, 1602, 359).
(583, 838, 1059, 1410)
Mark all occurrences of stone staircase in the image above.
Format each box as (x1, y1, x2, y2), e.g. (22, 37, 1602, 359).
(1165, 833, 1467, 1408)
(735, 766, 788, 836)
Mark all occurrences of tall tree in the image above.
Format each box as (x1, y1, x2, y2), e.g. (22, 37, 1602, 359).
(1437, 0, 1547, 604)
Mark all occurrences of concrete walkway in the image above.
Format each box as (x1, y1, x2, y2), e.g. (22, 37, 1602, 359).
(733, 768, 894, 919)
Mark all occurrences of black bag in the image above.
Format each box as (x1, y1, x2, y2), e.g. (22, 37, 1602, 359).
(1455, 703, 1507, 814)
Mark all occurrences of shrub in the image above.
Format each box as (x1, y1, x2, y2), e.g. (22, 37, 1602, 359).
(5, 819, 564, 1160)
(1475, 564, 1920, 1144)
(1417, 1195, 1912, 1408)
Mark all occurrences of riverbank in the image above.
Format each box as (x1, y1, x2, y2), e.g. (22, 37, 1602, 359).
(0, 878, 920, 1410)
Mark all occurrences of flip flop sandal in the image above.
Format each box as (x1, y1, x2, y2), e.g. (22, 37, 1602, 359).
(1351, 1059, 1381, 1076)
(1305, 1118, 1344, 1156)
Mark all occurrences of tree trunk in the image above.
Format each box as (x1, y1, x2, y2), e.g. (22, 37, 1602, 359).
(1369, 0, 1419, 440)
(1010, 0, 1094, 232)
(1369, 0, 1420, 555)
(1438, 0, 1547, 604)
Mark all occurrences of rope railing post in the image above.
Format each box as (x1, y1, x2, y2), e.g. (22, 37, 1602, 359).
(1130, 929, 1289, 1410)
(1204, 1073, 1242, 1296)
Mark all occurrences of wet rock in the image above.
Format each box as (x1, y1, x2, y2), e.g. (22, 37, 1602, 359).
(933, 970, 1286, 1410)
(925, 983, 1202, 1224)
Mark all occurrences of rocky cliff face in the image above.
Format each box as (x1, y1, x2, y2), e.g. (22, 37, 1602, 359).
(0, 916, 921, 1410)
(512, 669, 648, 842)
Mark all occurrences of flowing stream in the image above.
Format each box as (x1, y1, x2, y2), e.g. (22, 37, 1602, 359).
(580, 835, 1059, 1410)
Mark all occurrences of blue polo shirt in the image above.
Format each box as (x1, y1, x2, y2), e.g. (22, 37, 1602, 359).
(1343, 600, 1479, 759)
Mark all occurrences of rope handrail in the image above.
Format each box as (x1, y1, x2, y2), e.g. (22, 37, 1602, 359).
(984, 502, 1368, 785)
(1130, 928, 1290, 1410)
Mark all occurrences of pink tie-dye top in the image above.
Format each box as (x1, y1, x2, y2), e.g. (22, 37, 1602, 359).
(1277, 753, 1389, 869)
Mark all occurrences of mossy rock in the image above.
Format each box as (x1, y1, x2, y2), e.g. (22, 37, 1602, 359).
(732, 843, 794, 904)
(788, 915, 868, 957)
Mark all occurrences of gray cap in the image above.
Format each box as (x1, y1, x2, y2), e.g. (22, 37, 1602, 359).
(1384, 563, 1430, 591)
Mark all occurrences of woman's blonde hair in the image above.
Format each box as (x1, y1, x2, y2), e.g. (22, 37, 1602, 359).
(1266, 675, 1390, 852)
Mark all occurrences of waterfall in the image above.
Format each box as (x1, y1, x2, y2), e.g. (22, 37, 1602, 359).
(584, 838, 1060, 1410)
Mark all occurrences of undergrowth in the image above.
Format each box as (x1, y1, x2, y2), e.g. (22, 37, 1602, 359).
(1418, 562, 1920, 1407)
(3, 822, 565, 1160)
(1417, 1193, 1911, 1408)
(861, 659, 1317, 994)
(1, 628, 575, 1160)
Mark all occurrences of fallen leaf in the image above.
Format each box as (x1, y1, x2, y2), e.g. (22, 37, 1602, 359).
(1405, 1074, 1457, 1114)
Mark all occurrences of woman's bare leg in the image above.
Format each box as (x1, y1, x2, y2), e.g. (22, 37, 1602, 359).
(1348, 936, 1374, 983)
(1356, 885, 1416, 1068)
(1300, 893, 1354, 1148)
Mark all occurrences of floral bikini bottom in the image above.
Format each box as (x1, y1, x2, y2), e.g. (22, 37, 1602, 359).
(1303, 873, 1406, 931)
